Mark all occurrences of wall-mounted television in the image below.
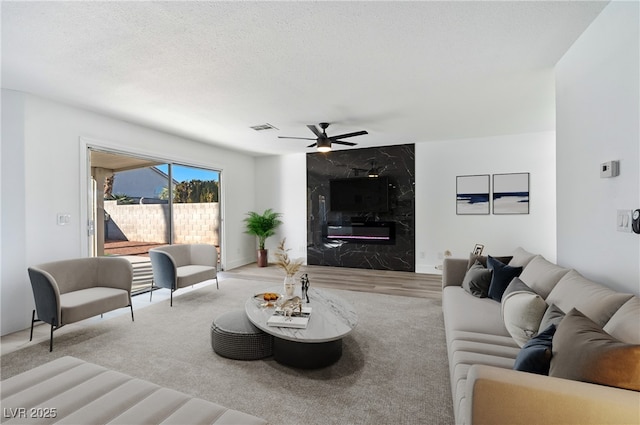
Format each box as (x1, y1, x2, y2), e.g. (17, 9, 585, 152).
(329, 176, 389, 212)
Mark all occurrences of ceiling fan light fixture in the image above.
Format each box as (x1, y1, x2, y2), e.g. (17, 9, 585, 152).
(317, 139, 332, 152)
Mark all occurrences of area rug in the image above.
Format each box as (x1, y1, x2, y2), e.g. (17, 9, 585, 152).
(1, 278, 454, 425)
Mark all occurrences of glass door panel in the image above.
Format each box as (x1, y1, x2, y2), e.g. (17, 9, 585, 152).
(167, 164, 221, 269)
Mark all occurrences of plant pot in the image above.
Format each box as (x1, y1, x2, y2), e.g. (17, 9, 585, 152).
(257, 249, 268, 267)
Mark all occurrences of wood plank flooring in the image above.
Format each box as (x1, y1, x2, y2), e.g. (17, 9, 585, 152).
(219, 263, 443, 300)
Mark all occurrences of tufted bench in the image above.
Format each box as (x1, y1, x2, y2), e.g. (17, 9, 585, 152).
(211, 310, 273, 360)
(1, 356, 267, 424)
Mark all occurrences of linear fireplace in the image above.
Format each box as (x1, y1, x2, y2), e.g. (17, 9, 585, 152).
(324, 221, 395, 245)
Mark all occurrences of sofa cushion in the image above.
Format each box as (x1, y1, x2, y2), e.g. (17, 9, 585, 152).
(508, 247, 537, 268)
(518, 255, 570, 299)
(462, 261, 492, 298)
(546, 270, 634, 327)
(501, 278, 547, 347)
(603, 297, 640, 344)
(550, 309, 640, 392)
(442, 287, 511, 337)
(538, 304, 565, 333)
(60, 288, 130, 324)
(487, 256, 523, 301)
(513, 324, 556, 375)
(175, 265, 217, 289)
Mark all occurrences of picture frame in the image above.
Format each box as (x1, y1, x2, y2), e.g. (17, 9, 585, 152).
(492, 173, 530, 214)
(456, 174, 490, 215)
(473, 244, 484, 256)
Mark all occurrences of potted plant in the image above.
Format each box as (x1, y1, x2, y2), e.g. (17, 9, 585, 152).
(244, 208, 282, 267)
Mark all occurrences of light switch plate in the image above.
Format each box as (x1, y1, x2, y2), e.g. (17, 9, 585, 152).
(57, 213, 71, 226)
(617, 210, 632, 232)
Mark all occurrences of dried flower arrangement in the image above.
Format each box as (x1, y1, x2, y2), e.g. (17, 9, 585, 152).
(274, 238, 303, 277)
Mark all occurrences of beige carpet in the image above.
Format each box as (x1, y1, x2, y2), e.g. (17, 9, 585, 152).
(1, 278, 454, 425)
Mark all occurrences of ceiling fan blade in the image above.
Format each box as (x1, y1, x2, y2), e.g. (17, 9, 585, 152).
(307, 142, 318, 148)
(278, 136, 317, 140)
(330, 130, 368, 139)
(307, 125, 323, 138)
(333, 140, 357, 146)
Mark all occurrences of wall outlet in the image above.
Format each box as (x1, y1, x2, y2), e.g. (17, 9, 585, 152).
(617, 210, 632, 232)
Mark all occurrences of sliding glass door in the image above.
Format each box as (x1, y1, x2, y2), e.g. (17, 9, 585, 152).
(88, 148, 221, 294)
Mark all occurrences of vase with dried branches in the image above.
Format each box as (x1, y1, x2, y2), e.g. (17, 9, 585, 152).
(274, 238, 303, 297)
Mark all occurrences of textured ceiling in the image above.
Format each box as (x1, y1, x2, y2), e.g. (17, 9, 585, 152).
(1, 1, 608, 156)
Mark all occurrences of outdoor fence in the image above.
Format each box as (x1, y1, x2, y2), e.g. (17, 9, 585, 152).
(105, 200, 220, 246)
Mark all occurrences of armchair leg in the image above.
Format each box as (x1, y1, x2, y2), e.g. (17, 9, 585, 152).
(130, 304, 134, 322)
(149, 281, 154, 302)
(215, 276, 219, 290)
(30, 310, 36, 341)
(49, 320, 54, 352)
(170, 290, 173, 307)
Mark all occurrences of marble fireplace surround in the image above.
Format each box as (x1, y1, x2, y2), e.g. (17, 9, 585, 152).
(306, 144, 415, 272)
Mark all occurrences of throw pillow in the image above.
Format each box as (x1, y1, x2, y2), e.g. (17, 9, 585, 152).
(518, 255, 570, 299)
(538, 304, 565, 333)
(501, 277, 547, 347)
(467, 254, 513, 270)
(546, 269, 634, 327)
(513, 324, 556, 375)
(508, 247, 537, 268)
(462, 260, 492, 298)
(550, 309, 640, 391)
(603, 297, 640, 344)
(487, 256, 523, 301)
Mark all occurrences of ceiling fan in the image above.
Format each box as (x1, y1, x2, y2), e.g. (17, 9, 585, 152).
(278, 122, 368, 152)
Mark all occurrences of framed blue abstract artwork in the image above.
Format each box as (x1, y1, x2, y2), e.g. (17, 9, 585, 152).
(456, 174, 490, 215)
(493, 173, 530, 214)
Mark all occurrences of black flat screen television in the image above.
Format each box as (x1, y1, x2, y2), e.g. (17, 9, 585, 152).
(329, 176, 389, 212)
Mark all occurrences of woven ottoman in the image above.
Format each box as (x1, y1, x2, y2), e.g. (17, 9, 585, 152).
(211, 310, 273, 360)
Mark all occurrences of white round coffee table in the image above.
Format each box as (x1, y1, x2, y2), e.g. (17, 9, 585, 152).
(245, 287, 358, 368)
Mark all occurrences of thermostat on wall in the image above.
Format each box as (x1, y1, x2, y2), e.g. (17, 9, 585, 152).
(600, 160, 619, 178)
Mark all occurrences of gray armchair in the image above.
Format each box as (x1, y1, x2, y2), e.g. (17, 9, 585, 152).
(149, 244, 218, 306)
(27, 256, 134, 351)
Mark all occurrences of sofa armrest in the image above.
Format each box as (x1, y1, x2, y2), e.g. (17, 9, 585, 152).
(27, 267, 62, 326)
(149, 250, 178, 290)
(466, 364, 640, 425)
(442, 258, 468, 288)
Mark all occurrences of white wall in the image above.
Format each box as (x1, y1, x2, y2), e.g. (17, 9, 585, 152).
(253, 132, 557, 275)
(1, 90, 30, 336)
(1, 90, 257, 335)
(415, 132, 557, 273)
(556, 0, 640, 295)
(254, 154, 307, 262)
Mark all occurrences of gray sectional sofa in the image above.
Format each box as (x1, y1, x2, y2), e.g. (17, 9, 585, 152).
(442, 247, 640, 425)
(0, 356, 266, 424)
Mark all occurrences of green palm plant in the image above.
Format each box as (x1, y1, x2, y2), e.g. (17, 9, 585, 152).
(244, 209, 282, 250)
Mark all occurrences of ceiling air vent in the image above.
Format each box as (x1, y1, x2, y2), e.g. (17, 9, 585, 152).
(250, 123, 278, 131)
